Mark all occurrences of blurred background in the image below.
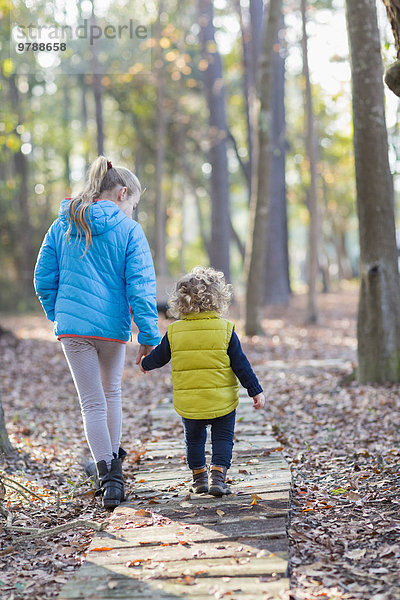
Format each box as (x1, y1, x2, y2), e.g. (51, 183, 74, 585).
(0, 0, 398, 313)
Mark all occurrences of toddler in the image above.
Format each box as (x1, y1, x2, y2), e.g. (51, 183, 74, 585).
(141, 266, 265, 496)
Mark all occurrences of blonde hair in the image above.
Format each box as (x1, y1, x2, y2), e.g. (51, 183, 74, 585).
(66, 155, 142, 255)
(169, 266, 232, 319)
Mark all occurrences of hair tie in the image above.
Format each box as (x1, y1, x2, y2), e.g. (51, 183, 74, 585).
(107, 160, 113, 170)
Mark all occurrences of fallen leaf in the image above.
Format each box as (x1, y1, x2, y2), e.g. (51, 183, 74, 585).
(347, 490, 362, 501)
(107, 580, 119, 589)
(344, 548, 366, 560)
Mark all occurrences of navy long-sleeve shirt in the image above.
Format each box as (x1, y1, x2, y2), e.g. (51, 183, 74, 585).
(142, 329, 263, 398)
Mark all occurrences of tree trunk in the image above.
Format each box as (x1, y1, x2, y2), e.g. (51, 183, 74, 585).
(346, 0, 400, 383)
(337, 230, 354, 280)
(301, 0, 319, 324)
(245, 0, 282, 335)
(93, 76, 104, 155)
(80, 75, 90, 171)
(8, 75, 34, 305)
(0, 390, 13, 455)
(154, 0, 168, 276)
(198, 0, 231, 280)
(237, 0, 253, 191)
(236, 0, 264, 202)
(63, 84, 71, 192)
(90, 11, 104, 156)
(264, 13, 290, 305)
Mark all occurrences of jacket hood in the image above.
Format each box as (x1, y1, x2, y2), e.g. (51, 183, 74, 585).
(58, 198, 127, 236)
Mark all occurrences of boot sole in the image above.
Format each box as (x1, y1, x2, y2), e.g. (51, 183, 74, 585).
(209, 485, 231, 497)
(103, 497, 126, 509)
(189, 485, 209, 494)
(104, 502, 120, 511)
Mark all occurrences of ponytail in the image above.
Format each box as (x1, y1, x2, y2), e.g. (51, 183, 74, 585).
(67, 155, 142, 256)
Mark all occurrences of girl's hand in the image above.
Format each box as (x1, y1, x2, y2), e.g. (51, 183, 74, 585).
(253, 393, 265, 410)
(136, 344, 154, 365)
(139, 358, 148, 375)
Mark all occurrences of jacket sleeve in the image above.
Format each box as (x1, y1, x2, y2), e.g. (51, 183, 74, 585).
(125, 222, 161, 346)
(33, 221, 60, 322)
(228, 330, 263, 397)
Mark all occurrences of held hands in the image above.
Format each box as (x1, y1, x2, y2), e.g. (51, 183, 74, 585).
(253, 393, 265, 410)
(136, 344, 154, 374)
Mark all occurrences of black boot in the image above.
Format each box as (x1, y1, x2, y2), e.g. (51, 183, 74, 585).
(85, 447, 127, 490)
(209, 465, 231, 497)
(189, 466, 208, 494)
(97, 458, 125, 510)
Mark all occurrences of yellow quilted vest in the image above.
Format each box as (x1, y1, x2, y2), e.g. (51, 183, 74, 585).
(167, 311, 239, 419)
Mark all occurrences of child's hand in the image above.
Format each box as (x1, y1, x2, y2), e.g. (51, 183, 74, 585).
(139, 358, 148, 375)
(136, 344, 154, 365)
(253, 393, 265, 410)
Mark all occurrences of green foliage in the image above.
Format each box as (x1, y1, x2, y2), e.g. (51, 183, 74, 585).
(0, 0, 360, 309)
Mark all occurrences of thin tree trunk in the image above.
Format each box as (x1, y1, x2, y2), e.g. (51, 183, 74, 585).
(179, 146, 211, 258)
(154, 0, 168, 276)
(346, 0, 400, 383)
(179, 177, 186, 275)
(80, 75, 90, 170)
(198, 0, 231, 280)
(264, 12, 290, 305)
(9, 75, 34, 305)
(63, 84, 71, 191)
(245, 0, 282, 335)
(0, 391, 13, 455)
(90, 10, 104, 156)
(236, 0, 252, 184)
(337, 230, 353, 280)
(93, 75, 104, 155)
(301, 0, 319, 323)
(236, 0, 264, 202)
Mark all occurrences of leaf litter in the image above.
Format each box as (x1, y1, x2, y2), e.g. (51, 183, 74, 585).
(1, 290, 400, 600)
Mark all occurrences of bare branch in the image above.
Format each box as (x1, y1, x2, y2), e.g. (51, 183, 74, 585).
(1, 473, 47, 503)
(7, 518, 105, 543)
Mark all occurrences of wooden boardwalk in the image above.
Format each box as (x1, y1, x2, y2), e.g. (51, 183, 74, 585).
(60, 393, 291, 600)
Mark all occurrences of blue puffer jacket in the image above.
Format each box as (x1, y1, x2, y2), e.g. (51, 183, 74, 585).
(33, 199, 161, 345)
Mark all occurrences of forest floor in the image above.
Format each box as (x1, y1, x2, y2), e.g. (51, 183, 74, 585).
(0, 285, 399, 600)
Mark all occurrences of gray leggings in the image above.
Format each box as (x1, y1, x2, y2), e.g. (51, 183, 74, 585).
(61, 337, 126, 467)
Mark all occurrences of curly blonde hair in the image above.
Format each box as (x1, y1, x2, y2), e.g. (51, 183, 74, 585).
(169, 266, 232, 318)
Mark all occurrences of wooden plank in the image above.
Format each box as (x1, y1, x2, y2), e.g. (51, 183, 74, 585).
(60, 572, 289, 599)
(81, 541, 287, 565)
(60, 394, 291, 600)
(134, 456, 287, 477)
(125, 490, 290, 511)
(79, 517, 287, 550)
(81, 555, 287, 577)
(129, 467, 289, 487)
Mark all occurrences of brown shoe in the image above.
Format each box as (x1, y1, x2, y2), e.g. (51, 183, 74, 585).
(209, 465, 231, 496)
(190, 466, 209, 493)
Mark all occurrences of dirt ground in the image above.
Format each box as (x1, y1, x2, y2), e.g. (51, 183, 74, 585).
(1, 287, 399, 599)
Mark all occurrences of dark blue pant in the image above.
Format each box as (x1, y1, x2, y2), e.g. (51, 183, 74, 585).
(182, 410, 236, 470)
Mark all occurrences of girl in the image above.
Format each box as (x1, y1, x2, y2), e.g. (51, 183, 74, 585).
(34, 156, 161, 509)
(141, 266, 265, 497)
